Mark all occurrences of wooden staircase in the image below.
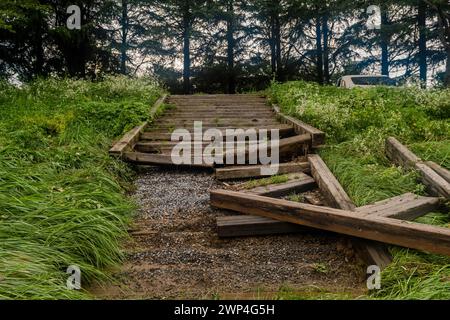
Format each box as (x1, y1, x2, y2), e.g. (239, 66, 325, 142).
(110, 94, 324, 170)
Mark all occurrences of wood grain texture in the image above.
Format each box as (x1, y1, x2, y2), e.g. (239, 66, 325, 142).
(386, 137, 450, 198)
(426, 161, 450, 184)
(216, 193, 440, 238)
(243, 173, 316, 197)
(109, 122, 148, 156)
(215, 162, 310, 180)
(272, 104, 325, 147)
(308, 154, 392, 268)
(210, 190, 450, 256)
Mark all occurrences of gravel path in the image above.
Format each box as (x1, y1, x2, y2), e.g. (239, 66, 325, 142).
(92, 167, 365, 299)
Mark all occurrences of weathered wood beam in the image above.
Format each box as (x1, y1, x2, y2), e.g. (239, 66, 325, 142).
(308, 154, 392, 268)
(109, 122, 148, 156)
(149, 94, 168, 119)
(140, 125, 295, 141)
(272, 104, 325, 147)
(217, 215, 306, 238)
(243, 173, 316, 197)
(215, 162, 310, 181)
(386, 137, 450, 198)
(210, 190, 450, 256)
(109, 95, 167, 156)
(216, 193, 441, 238)
(426, 161, 450, 184)
(123, 152, 214, 168)
(225, 134, 311, 164)
(358, 193, 442, 220)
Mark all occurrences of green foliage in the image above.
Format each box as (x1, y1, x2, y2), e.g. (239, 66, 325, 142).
(0, 76, 163, 299)
(243, 174, 290, 189)
(270, 81, 450, 300)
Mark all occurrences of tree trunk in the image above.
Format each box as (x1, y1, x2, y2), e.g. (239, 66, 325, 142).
(316, 17, 324, 85)
(322, 14, 330, 84)
(270, 16, 277, 78)
(120, 0, 129, 75)
(182, 5, 191, 94)
(418, 0, 427, 86)
(445, 48, 450, 87)
(275, 13, 282, 81)
(380, 7, 389, 76)
(226, 0, 236, 94)
(33, 12, 45, 77)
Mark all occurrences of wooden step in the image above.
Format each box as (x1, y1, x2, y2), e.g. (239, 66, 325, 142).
(162, 110, 275, 116)
(123, 152, 214, 168)
(156, 115, 277, 121)
(217, 215, 306, 238)
(215, 162, 310, 180)
(223, 134, 311, 163)
(154, 119, 280, 126)
(140, 125, 295, 141)
(136, 140, 289, 154)
(242, 173, 316, 197)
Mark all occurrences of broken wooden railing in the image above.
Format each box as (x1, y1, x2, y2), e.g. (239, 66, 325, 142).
(212, 153, 449, 266)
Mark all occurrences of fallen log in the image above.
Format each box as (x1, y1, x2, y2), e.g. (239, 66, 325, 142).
(210, 190, 450, 257)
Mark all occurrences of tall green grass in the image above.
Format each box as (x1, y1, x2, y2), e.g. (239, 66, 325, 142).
(0, 76, 163, 299)
(269, 81, 450, 300)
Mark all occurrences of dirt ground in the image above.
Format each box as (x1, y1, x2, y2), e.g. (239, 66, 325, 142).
(92, 167, 367, 300)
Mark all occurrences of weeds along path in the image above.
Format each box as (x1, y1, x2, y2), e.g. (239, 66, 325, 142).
(91, 167, 365, 299)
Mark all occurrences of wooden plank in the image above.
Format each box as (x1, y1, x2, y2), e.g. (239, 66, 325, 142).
(109, 122, 148, 156)
(415, 163, 450, 198)
(225, 134, 311, 164)
(109, 95, 167, 156)
(243, 173, 316, 197)
(123, 152, 214, 168)
(216, 193, 440, 238)
(210, 190, 450, 256)
(163, 111, 276, 116)
(386, 137, 450, 198)
(426, 161, 450, 184)
(385, 137, 420, 168)
(217, 215, 306, 238)
(359, 193, 442, 220)
(308, 154, 355, 210)
(141, 125, 295, 141)
(215, 162, 310, 180)
(308, 154, 392, 268)
(157, 118, 279, 125)
(150, 94, 168, 119)
(273, 104, 325, 147)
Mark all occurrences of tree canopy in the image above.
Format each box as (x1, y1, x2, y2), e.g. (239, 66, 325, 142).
(1, 0, 449, 90)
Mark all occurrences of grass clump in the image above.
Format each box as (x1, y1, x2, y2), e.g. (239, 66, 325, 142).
(243, 175, 290, 189)
(269, 81, 450, 300)
(0, 76, 163, 299)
